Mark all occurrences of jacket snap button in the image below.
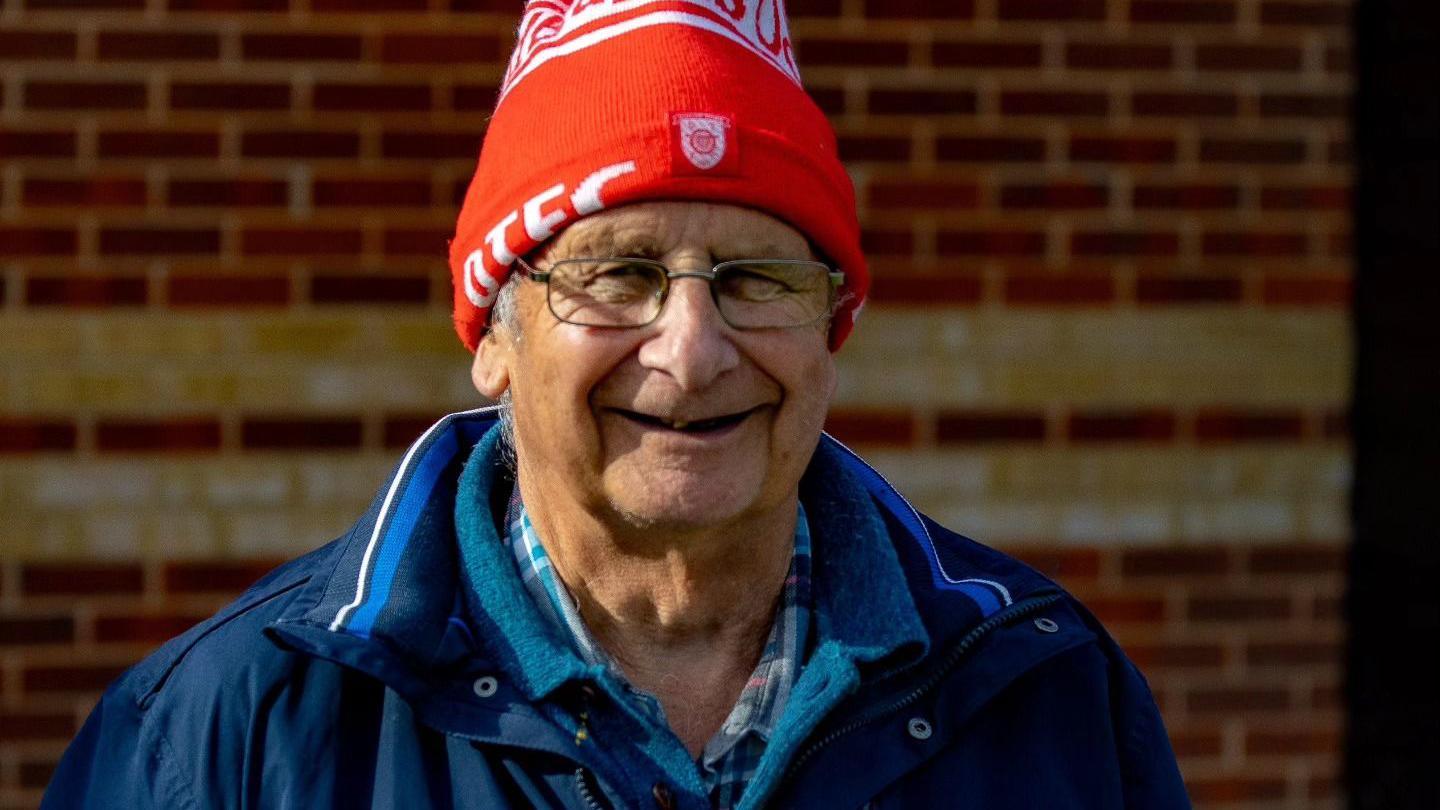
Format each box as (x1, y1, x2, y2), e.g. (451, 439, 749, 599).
(651, 782, 675, 810)
(473, 676, 499, 698)
(906, 717, 933, 740)
(1033, 617, 1059, 634)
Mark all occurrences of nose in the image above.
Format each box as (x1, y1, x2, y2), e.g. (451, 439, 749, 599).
(636, 276, 740, 392)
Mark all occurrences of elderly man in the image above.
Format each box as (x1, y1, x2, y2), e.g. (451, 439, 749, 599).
(45, 2, 1188, 808)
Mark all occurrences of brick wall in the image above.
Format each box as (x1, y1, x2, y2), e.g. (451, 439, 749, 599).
(1, 0, 1349, 807)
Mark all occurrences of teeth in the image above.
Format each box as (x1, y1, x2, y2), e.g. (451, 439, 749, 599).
(672, 420, 688, 430)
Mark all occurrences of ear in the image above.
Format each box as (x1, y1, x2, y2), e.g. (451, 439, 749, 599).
(471, 327, 513, 399)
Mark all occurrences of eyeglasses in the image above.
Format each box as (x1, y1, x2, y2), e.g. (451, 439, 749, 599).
(513, 255, 845, 329)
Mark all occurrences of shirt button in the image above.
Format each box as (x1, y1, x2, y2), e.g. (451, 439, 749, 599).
(651, 782, 675, 810)
(472, 675, 499, 698)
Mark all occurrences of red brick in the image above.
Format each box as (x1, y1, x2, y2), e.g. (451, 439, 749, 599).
(936, 411, 1047, 443)
(1122, 548, 1231, 576)
(1248, 545, 1345, 575)
(1202, 231, 1308, 257)
(1001, 182, 1108, 209)
(95, 614, 210, 643)
(384, 228, 450, 257)
(0, 30, 77, 59)
(241, 228, 363, 256)
(867, 274, 984, 304)
(1131, 0, 1237, 24)
(1069, 136, 1176, 163)
(96, 419, 223, 452)
(1186, 776, 1288, 801)
(1261, 1, 1349, 27)
(1136, 275, 1244, 304)
(1065, 42, 1174, 70)
(1004, 274, 1115, 305)
(1168, 729, 1223, 758)
(1196, 44, 1303, 71)
(823, 410, 916, 446)
(838, 135, 912, 162)
(1011, 548, 1102, 581)
(0, 712, 75, 742)
(1072, 230, 1179, 257)
(26, 276, 147, 306)
(26, 81, 146, 110)
(0, 419, 77, 453)
(800, 38, 909, 67)
(1261, 185, 1349, 210)
(869, 179, 981, 210)
(1000, 90, 1108, 117)
(863, 0, 974, 19)
(1246, 727, 1340, 755)
(21, 760, 58, 790)
(1188, 686, 1290, 714)
(1322, 409, 1349, 439)
(382, 130, 486, 159)
(29, 0, 142, 6)
(171, 0, 286, 8)
(241, 417, 364, 450)
(98, 130, 220, 159)
(1260, 92, 1348, 119)
(998, 0, 1106, 21)
(164, 560, 280, 594)
(448, 0, 522, 9)
(1, 227, 77, 257)
(168, 179, 288, 207)
(97, 31, 219, 61)
(23, 665, 128, 695)
(1247, 640, 1339, 667)
(1132, 184, 1240, 210)
(100, 227, 221, 256)
(860, 229, 914, 256)
(382, 415, 439, 449)
(930, 40, 1043, 68)
(380, 33, 503, 64)
(1325, 44, 1351, 73)
(1084, 595, 1167, 624)
(313, 82, 432, 112)
(0, 129, 78, 158)
(1131, 91, 1238, 117)
(313, 179, 432, 208)
(1195, 409, 1305, 441)
(313, 0, 425, 9)
(1068, 410, 1175, 441)
(0, 616, 74, 645)
(937, 136, 1046, 162)
(242, 33, 363, 61)
(310, 273, 432, 305)
(169, 275, 290, 307)
(1187, 594, 1292, 622)
(868, 88, 978, 116)
(937, 229, 1046, 256)
(1123, 642, 1225, 670)
(806, 86, 845, 116)
(171, 82, 291, 111)
(23, 563, 143, 595)
(23, 177, 147, 207)
(787, 0, 844, 15)
(1200, 137, 1307, 164)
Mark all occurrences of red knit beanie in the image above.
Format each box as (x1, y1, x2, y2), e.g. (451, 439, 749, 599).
(449, 0, 867, 352)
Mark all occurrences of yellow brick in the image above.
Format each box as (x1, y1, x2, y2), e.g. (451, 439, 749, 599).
(246, 318, 365, 355)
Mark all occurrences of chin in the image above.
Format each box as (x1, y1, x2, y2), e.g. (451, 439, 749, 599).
(603, 466, 762, 532)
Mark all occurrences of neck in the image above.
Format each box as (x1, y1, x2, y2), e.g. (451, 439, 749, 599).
(514, 474, 796, 752)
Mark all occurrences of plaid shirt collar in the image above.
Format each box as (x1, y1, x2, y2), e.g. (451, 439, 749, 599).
(506, 489, 813, 809)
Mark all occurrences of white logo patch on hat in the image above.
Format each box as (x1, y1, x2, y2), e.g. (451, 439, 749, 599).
(672, 113, 737, 175)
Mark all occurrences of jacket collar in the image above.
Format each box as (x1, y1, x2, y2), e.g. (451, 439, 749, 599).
(272, 408, 1051, 693)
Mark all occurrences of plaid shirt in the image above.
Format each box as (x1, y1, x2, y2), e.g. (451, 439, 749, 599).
(506, 491, 812, 810)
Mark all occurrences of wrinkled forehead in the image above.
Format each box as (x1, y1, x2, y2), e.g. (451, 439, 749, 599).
(541, 202, 815, 263)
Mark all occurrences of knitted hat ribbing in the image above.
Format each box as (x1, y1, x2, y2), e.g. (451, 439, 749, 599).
(448, 0, 867, 351)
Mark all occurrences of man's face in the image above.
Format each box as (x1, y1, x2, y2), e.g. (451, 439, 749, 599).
(472, 201, 837, 532)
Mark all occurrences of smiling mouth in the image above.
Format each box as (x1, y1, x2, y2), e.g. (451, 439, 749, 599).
(614, 408, 756, 434)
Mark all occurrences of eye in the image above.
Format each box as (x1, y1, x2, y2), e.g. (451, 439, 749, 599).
(568, 260, 662, 303)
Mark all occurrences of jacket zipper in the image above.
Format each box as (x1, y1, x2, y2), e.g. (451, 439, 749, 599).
(575, 767, 607, 810)
(783, 592, 1067, 777)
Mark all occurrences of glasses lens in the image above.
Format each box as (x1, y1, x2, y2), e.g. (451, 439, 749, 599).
(714, 261, 834, 328)
(547, 259, 666, 326)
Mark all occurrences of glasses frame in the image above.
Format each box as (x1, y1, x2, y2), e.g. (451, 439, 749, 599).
(513, 254, 846, 330)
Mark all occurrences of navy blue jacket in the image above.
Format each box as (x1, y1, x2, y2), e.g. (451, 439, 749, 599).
(44, 409, 1190, 809)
